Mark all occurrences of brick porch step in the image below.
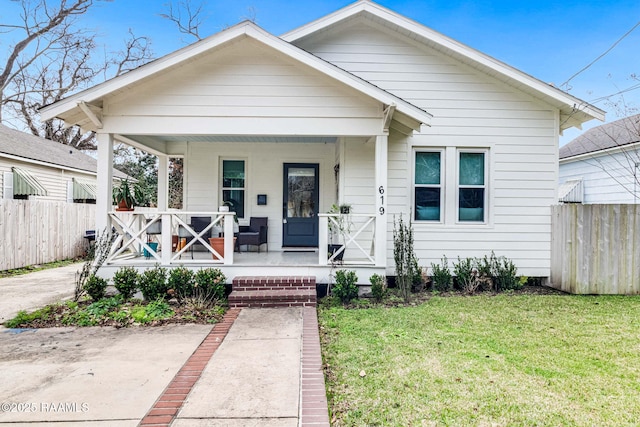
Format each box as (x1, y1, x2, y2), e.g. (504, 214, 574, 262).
(229, 276, 317, 308)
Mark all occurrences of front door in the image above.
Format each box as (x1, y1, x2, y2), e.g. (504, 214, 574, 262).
(283, 163, 319, 247)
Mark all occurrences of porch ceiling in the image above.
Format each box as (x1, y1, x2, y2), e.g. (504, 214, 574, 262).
(122, 135, 339, 145)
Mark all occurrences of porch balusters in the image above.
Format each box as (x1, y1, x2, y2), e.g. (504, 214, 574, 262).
(318, 213, 377, 266)
(106, 211, 236, 265)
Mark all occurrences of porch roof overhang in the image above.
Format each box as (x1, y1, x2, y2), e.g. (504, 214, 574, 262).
(40, 21, 431, 139)
(283, 0, 606, 133)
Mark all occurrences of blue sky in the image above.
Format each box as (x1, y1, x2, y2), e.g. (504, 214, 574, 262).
(4, 0, 640, 144)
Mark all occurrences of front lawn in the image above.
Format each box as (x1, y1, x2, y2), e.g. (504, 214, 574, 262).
(319, 294, 640, 426)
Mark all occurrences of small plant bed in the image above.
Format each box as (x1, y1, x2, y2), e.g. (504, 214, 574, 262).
(5, 264, 229, 329)
(5, 296, 226, 328)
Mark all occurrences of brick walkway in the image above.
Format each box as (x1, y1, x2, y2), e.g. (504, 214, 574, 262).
(138, 309, 241, 426)
(138, 307, 330, 427)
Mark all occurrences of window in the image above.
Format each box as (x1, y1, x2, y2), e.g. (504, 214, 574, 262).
(222, 160, 245, 219)
(458, 152, 486, 222)
(414, 151, 442, 221)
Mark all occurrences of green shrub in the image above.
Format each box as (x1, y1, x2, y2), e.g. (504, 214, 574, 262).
(113, 266, 139, 299)
(453, 257, 481, 294)
(431, 256, 452, 292)
(194, 268, 227, 302)
(393, 215, 415, 301)
(332, 270, 359, 304)
(411, 256, 425, 292)
(494, 256, 521, 291)
(370, 273, 387, 302)
(168, 266, 195, 302)
(139, 265, 170, 301)
(84, 274, 108, 301)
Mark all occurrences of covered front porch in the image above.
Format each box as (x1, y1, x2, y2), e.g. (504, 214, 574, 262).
(40, 21, 431, 284)
(100, 207, 386, 284)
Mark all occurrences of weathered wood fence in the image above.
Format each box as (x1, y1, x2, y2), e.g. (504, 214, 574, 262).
(0, 199, 95, 271)
(550, 204, 640, 294)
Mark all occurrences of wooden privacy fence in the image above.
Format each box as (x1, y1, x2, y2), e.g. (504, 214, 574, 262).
(0, 199, 95, 271)
(551, 204, 640, 294)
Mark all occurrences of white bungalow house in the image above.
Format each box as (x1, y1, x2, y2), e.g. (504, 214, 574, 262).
(0, 124, 128, 202)
(40, 0, 603, 285)
(559, 114, 640, 204)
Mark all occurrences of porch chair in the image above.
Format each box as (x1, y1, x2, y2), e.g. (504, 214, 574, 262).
(177, 216, 212, 259)
(237, 217, 268, 253)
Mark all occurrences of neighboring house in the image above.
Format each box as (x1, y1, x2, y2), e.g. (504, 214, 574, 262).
(40, 0, 604, 281)
(559, 114, 640, 204)
(0, 124, 128, 202)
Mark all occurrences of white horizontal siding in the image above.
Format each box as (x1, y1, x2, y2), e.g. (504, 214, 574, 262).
(104, 38, 383, 136)
(297, 20, 558, 276)
(560, 151, 640, 203)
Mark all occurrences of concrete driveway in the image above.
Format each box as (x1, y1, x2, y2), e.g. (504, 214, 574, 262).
(0, 265, 329, 426)
(0, 262, 82, 325)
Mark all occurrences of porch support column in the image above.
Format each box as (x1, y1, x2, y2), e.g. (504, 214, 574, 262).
(375, 134, 388, 267)
(157, 155, 168, 211)
(96, 132, 114, 236)
(158, 155, 172, 265)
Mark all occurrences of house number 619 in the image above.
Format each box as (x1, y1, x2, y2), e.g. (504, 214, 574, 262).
(378, 186, 385, 215)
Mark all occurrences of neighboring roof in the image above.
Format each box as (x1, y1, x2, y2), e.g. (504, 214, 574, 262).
(0, 124, 128, 178)
(40, 21, 432, 132)
(283, 0, 605, 132)
(560, 114, 640, 159)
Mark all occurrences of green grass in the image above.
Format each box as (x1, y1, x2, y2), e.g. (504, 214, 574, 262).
(0, 258, 80, 278)
(319, 294, 640, 426)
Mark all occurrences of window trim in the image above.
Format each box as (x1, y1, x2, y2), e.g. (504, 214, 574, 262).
(220, 158, 247, 219)
(456, 149, 488, 224)
(413, 148, 444, 223)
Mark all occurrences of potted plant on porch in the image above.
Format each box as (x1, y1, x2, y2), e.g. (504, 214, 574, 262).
(327, 203, 353, 262)
(113, 178, 144, 211)
(209, 202, 239, 260)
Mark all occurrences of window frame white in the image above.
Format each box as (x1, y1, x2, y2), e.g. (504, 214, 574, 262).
(220, 158, 247, 219)
(456, 149, 489, 224)
(413, 148, 445, 223)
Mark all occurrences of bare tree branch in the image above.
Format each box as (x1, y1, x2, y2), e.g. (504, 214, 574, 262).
(159, 0, 207, 41)
(1, 0, 152, 147)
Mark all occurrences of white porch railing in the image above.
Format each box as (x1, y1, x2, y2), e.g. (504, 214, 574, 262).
(106, 211, 236, 265)
(318, 213, 377, 266)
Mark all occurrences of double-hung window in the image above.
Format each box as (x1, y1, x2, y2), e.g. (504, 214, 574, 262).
(222, 160, 245, 219)
(458, 151, 487, 222)
(414, 151, 443, 221)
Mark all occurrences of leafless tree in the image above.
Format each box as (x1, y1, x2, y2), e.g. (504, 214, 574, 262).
(160, 0, 258, 43)
(159, 0, 207, 41)
(0, 0, 153, 148)
(564, 97, 640, 198)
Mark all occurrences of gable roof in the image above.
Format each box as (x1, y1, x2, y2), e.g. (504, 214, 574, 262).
(560, 114, 640, 160)
(283, 0, 605, 132)
(40, 21, 432, 132)
(0, 124, 128, 178)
